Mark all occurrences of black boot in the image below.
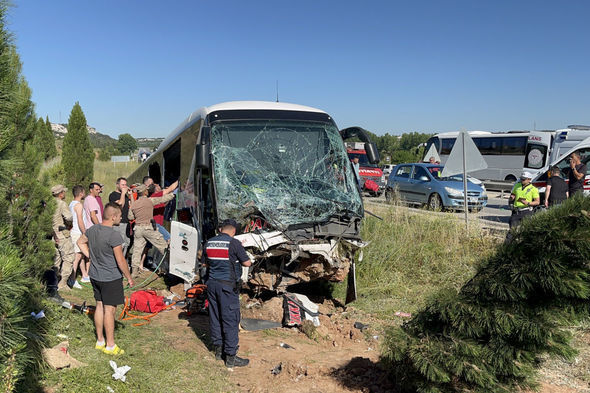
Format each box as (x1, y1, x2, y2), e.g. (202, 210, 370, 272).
(214, 345, 223, 361)
(225, 354, 249, 368)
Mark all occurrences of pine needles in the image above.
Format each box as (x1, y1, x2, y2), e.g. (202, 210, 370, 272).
(382, 195, 590, 392)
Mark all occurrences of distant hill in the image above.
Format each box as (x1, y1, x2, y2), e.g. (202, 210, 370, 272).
(51, 123, 163, 150)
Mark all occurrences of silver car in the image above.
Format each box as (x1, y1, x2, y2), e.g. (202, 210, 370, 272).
(385, 163, 488, 211)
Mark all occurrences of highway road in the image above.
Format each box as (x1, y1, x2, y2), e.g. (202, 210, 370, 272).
(364, 190, 512, 232)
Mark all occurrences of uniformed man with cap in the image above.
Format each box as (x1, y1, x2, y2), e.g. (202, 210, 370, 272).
(204, 218, 252, 369)
(51, 184, 75, 290)
(508, 171, 540, 229)
(127, 183, 176, 277)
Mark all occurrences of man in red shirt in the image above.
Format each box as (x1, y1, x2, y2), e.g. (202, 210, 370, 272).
(148, 181, 178, 241)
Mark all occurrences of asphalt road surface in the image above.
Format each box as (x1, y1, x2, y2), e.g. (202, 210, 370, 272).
(365, 190, 511, 231)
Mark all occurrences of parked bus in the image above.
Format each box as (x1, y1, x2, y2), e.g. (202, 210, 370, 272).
(127, 101, 379, 302)
(425, 131, 548, 182)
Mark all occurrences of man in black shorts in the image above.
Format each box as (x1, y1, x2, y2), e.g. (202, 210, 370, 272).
(78, 203, 134, 355)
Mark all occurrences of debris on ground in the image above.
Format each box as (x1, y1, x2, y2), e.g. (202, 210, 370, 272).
(43, 341, 86, 370)
(240, 318, 282, 331)
(271, 363, 282, 375)
(353, 321, 369, 331)
(394, 311, 412, 318)
(279, 342, 295, 350)
(31, 310, 45, 319)
(110, 360, 131, 382)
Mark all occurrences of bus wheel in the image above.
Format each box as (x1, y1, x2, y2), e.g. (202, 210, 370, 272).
(428, 193, 443, 211)
(505, 175, 517, 182)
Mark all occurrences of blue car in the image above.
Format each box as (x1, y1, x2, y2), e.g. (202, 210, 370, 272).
(384, 163, 488, 211)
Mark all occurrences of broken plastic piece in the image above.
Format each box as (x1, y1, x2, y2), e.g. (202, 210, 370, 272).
(240, 318, 282, 331)
(110, 360, 131, 382)
(353, 321, 369, 331)
(271, 362, 283, 375)
(279, 342, 295, 350)
(31, 310, 45, 319)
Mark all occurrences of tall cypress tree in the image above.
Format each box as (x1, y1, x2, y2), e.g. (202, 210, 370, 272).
(46, 116, 57, 158)
(62, 102, 93, 187)
(382, 195, 590, 393)
(0, 1, 52, 391)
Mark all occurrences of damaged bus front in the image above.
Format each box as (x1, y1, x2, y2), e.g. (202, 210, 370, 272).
(128, 102, 379, 303)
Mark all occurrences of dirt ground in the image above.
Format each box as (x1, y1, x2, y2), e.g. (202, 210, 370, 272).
(153, 290, 590, 393)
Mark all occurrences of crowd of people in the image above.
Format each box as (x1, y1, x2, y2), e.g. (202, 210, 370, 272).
(52, 175, 252, 367)
(51, 176, 178, 355)
(508, 152, 587, 229)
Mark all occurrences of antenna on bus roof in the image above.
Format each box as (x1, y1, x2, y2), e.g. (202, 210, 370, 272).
(276, 80, 279, 102)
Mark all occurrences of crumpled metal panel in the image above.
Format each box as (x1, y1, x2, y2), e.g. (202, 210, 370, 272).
(211, 120, 362, 229)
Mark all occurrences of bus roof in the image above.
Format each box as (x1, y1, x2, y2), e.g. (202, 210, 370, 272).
(157, 101, 328, 152)
(434, 131, 529, 138)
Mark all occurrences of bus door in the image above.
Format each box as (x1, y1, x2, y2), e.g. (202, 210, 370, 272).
(524, 131, 551, 177)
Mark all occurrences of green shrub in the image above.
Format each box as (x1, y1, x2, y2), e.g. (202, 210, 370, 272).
(382, 195, 590, 392)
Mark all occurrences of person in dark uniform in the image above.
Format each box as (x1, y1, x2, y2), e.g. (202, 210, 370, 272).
(205, 219, 251, 369)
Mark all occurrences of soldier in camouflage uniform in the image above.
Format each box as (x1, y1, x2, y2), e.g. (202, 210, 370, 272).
(52, 184, 75, 290)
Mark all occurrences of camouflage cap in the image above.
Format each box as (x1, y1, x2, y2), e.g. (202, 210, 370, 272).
(51, 184, 67, 196)
(135, 184, 148, 194)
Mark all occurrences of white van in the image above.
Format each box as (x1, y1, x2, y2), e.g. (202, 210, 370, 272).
(532, 135, 590, 195)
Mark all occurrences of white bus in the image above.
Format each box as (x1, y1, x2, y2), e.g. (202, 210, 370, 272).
(425, 131, 544, 182)
(128, 101, 379, 302)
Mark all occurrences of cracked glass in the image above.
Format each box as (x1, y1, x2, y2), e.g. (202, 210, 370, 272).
(211, 119, 363, 229)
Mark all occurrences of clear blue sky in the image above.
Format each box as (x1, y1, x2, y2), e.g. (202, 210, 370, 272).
(7, 1, 590, 138)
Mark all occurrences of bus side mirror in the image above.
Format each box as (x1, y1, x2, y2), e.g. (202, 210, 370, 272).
(365, 142, 380, 164)
(196, 126, 211, 169)
(196, 144, 210, 169)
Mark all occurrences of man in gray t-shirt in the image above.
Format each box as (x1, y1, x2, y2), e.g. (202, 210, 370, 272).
(78, 203, 134, 356)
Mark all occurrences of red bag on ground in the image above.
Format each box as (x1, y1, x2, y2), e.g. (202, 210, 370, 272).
(364, 179, 379, 192)
(129, 290, 166, 313)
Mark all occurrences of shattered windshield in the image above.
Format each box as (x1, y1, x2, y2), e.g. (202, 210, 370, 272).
(211, 119, 363, 229)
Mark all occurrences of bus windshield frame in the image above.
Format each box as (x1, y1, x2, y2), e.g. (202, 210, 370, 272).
(209, 117, 363, 228)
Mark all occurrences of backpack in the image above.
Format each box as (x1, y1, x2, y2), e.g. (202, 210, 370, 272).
(129, 290, 166, 313)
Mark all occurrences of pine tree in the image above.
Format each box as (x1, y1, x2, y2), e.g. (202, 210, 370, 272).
(34, 116, 57, 160)
(382, 195, 590, 393)
(0, 2, 53, 391)
(62, 102, 93, 187)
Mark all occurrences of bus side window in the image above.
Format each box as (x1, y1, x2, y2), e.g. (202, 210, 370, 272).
(149, 162, 162, 185)
(163, 139, 181, 185)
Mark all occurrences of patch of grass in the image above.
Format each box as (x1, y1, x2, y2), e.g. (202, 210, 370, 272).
(93, 159, 141, 198)
(335, 205, 499, 319)
(299, 320, 320, 342)
(40, 282, 232, 393)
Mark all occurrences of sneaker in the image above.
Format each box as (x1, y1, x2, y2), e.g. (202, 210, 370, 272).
(225, 354, 249, 369)
(214, 345, 223, 361)
(80, 276, 91, 283)
(72, 280, 82, 289)
(95, 341, 106, 351)
(103, 344, 125, 356)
